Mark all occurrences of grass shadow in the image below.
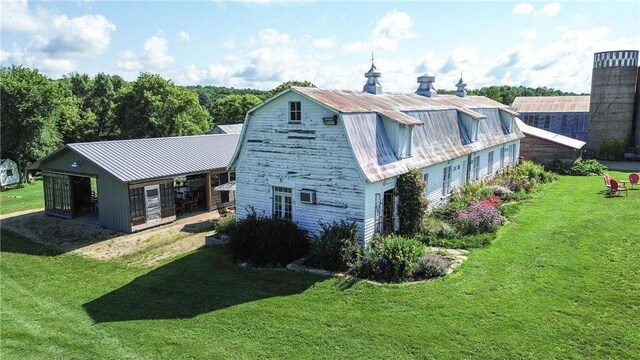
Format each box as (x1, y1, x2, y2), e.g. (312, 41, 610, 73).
(0, 228, 62, 256)
(83, 247, 321, 323)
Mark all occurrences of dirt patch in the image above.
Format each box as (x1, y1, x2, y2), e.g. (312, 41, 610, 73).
(1, 210, 223, 266)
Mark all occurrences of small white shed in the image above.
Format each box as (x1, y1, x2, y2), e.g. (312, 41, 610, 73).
(0, 159, 20, 187)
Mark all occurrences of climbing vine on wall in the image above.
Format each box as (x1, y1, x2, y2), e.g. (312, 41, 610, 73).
(396, 168, 427, 235)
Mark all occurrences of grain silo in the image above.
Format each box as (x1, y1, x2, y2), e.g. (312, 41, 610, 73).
(586, 50, 639, 155)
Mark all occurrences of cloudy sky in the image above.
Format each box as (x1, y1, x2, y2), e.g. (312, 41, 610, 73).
(1, 0, 638, 93)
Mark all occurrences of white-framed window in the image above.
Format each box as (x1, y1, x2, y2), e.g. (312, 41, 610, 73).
(289, 101, 301, 122)
(500, 147, 505, 168)
(510, 143, 517, 165)
(423, 173, 429, 199)
(273, 186, 293, 220)
(488, 151, 494, 175)
(442, 165, 452, 196)
(471, 155, 480, 181)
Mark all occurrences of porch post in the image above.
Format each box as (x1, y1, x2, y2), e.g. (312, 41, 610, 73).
(205, 171, 212, 211)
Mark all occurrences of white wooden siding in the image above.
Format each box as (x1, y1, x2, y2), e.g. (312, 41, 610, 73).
(235, 93, 367, 241)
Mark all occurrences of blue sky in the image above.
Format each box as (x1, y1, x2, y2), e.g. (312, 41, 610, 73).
(1, 1, 638, 93)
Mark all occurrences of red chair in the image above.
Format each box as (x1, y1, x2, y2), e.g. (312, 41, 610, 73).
(629, 173, 639, 189)
(604, 175, 612, 194)
(609, 179, 628, 196)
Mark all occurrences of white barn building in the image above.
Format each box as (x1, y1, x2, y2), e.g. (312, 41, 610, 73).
(230, 66, 523, 245)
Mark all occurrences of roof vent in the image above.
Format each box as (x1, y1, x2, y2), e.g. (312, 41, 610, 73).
(363, 54, 382, 95)
(416, 74, 437, 97)
(455, 76, 467, 98)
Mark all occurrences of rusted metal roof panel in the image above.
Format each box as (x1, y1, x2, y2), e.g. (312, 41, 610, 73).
(512, 96, 590, 113)
(343, 107, 524, 183)
(516, 118, 585, 149)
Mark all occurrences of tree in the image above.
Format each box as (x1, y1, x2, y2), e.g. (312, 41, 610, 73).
(210, 94, 261, 126)
(265, 80, 316, 99)
(0, 66, 62, 182)
(116, 73, 211, 139)
(396, 168, 427, 235)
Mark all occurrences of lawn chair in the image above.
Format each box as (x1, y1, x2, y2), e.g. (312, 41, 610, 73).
(609, 179, 628, 197)
(604, 174, 612, 194)
(629, 173, 639, 189)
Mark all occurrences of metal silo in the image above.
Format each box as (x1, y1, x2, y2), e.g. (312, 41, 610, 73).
(586, 50, 639, 155)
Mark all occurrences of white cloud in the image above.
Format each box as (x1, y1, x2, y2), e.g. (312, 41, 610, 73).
(513, 3, 534, 15)
(521, 27, 538, 41)
(514, 2, 561, 17)
(312, 37, 335, 49)
(251, 28, 291, 47)
(342, 41, 368, 53)
(116, 35, 175, 75)
(40, 15, 116, 58)
(176, 31, 191, 42)
(0, 0, 42, 32)
(371, 9, 417, 50)
(143, 36, 174, 69)
(536, 2, 561, 17)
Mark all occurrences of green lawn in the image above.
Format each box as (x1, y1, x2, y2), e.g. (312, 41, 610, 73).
(0, 180, 44, 215)
(2, 173, 639, 359)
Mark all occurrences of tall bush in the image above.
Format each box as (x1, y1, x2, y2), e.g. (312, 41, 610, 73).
(227, 212, 309, 266)
(396, 168, 427, 235)
(306, 220, 360, 272)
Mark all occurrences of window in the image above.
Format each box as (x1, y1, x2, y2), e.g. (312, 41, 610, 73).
(160, 182, 175, 211)
(488, 151, 494, 175)
(289, 101, 301, 122)
(6, 169, 13, 177)
(442, 166, 452, 196)
(273, 186, 292, 220)
(129, 187, 145, 220)
(500, 147, 505, 168)
(510, 144, 517, 165)
(471, 155, 480, 181)
(43, 174, 71, 213)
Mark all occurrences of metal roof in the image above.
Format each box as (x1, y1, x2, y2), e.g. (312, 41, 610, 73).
(512, 96, 590, 113)
(211, 124, 244, 134)
(33, 134, 240, 183)
(292, 87, 517, 125)
(343, 108, 524, 182)
(516, 118, 586, 150)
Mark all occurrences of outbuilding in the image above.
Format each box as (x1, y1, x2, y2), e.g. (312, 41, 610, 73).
(516, 119, 585, 165)
(0, 159, 21, 188)
(29, 134, 239, 233)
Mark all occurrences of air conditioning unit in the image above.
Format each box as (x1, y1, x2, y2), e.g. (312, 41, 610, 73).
(299, 189, 316, 204)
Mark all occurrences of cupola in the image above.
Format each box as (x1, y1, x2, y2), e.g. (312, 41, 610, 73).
(416, 74, 437, 97)
(363, 55, 382, 95)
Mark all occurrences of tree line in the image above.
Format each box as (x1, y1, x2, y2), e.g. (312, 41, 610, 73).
(438, 85, 585, 106)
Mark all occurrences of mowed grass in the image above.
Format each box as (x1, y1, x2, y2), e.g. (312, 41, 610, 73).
(0, 180, 44, 215)
(2, 173, 639, 359)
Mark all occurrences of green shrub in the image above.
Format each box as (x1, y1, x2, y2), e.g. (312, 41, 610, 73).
(357, 235, 424, 283)
(568, 159, 608, 176)
(420, 216, 458, 239)
(431, 201, 466, 222)
(514, 161, 548, 183)
(227, 212, 309, 267)
(215, 214, 236, 235)
(413, 254, 449, 279)
(598, 138, 628, 160)
(451, 182, 490, 206)
(305, 220, 360, 272)
(396, 168, 427, 235)
(498, 202, 521, 218)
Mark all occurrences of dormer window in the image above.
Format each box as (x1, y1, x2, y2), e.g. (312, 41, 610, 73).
(499, 110, 515, 134)
(289, 101, 301, 122)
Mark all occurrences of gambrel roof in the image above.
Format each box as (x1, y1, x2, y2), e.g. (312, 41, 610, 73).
(231, 87, 524, 183)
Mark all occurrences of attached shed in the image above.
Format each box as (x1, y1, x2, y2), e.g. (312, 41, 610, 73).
(29, 134, 240, 233)
(0, 159, 20, 187)
(516, 119, 585, 165)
